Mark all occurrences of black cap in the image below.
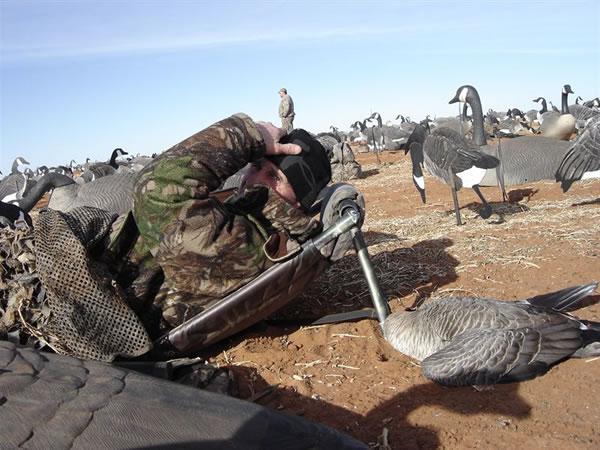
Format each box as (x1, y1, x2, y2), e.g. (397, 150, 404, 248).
(267, 129, 332, 212)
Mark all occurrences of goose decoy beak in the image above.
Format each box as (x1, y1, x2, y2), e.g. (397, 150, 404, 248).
(449, 94, 460, 104)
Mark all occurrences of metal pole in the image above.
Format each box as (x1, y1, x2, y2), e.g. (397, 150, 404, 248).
(350, 226, 389, 324)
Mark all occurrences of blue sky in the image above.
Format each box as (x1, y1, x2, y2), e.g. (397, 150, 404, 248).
(1, 0, 599, 174)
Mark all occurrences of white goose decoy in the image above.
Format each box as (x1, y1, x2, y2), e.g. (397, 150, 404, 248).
(0, 157, 31, 203)
(555, 115, 600, 191)
(408, 85, 500, 225)
(541, 85, 576, 140)
(383, 282, 600, 386)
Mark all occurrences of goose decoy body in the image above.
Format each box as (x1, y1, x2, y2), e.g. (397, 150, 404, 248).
(555, 115, 600, 191)
(567, 103, 600, 129)
(383, 282, 600, 386)
(0, 157, 31, 203)
(48, 171, 137, 215)
(0, 341, 365, 449)
(407, 85, 499, 225)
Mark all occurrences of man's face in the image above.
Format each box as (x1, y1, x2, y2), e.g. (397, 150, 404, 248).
(241, 159, 300, 209)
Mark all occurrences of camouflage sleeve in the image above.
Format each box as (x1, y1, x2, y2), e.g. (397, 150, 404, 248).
(133, 113, 266, 256)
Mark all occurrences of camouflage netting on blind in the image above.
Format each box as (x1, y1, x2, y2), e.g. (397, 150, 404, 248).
(32, 207, 151, 361)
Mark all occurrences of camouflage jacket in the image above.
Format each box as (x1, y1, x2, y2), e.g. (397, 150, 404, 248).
(131, 113, 320, 327)
(278, 95, 295, 118)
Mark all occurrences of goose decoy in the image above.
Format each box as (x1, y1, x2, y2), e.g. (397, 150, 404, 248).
(583, 97, 600, 109)
(0, 157, 31, 203)
(533, 96, 556, 125)
(555, 115, 600, 191)
(0, 200, 32, 228)
(407, 86, 499, 225)
(15, 170, 136, 216)
(365, 112, 384, 150)
(451, 87, 571, 189)
(383, 282, 600, 386)
(80, 148, 129, 182)
(542, 85, 576, 140)
(0, 341, 365, 449)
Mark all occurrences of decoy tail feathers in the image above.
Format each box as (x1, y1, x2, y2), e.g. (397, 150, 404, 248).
(526, 282, 598, 312)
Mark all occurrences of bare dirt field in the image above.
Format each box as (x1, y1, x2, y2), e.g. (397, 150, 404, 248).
(206, 150, 600, 449)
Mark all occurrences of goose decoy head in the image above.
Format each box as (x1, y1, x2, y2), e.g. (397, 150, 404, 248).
(575, 96, 583, 104)
(533, 97, 544, 103)
(449, 85, 476, 104)
(15, 157, 30, 166)
(563, 84, 574, 95)
(113, 148, 128, 157)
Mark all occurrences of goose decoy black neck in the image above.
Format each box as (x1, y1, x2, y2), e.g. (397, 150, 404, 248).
(449, 85, 486, 146)
(562, 84, 574, 114)
(17, 172, 75, 212)
(533, 97, 548, 114)
(109, 148, 128, 169)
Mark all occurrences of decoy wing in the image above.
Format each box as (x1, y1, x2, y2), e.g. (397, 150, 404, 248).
(421, 320, 582, 386)
(555, 117, 600, 192)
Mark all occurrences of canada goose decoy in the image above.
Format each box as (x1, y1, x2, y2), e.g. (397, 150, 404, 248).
(407, 86, 500, 225)
(0, 157, 30, 203)
(15, 172, 75, 212)
(0, 200, 32, 228)
(15, 170, 136, 216)
(542, 85, 576, 140)
(533, 96, 556, 126)
(366, 112, 384, 150)
(583, 97, 600, 109)
(80, 148, 129, 182)
(382, 282, 600, 386)
(449, 87, 571, 188)
(0, 341, 365, 449)
(555, 115, 600, 191)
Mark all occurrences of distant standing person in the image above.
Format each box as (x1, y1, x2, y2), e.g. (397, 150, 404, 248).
(278, 88, 295, 133)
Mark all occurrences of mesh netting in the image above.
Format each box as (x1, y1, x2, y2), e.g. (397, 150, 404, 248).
(33, 207, 151, 361)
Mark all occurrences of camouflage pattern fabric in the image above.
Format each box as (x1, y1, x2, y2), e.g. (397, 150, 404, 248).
(279, 94, 295, 133)
(133, 113, 318, 327)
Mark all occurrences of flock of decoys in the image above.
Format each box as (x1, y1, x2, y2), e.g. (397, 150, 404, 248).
(1, 84, 600, 448)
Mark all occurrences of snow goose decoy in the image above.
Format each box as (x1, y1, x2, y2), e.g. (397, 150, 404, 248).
(555, 115, 600, 191)
(0, 157, 31, 203)
(383, 282, 600, 386)
(408, 85, 500, 225)
(542, 85, 576, 140)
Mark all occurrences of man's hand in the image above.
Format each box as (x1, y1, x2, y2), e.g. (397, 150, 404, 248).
(256, 121, 301, 156)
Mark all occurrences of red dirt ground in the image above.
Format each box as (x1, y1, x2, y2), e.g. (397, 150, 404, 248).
(206, 150, 600, 449)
